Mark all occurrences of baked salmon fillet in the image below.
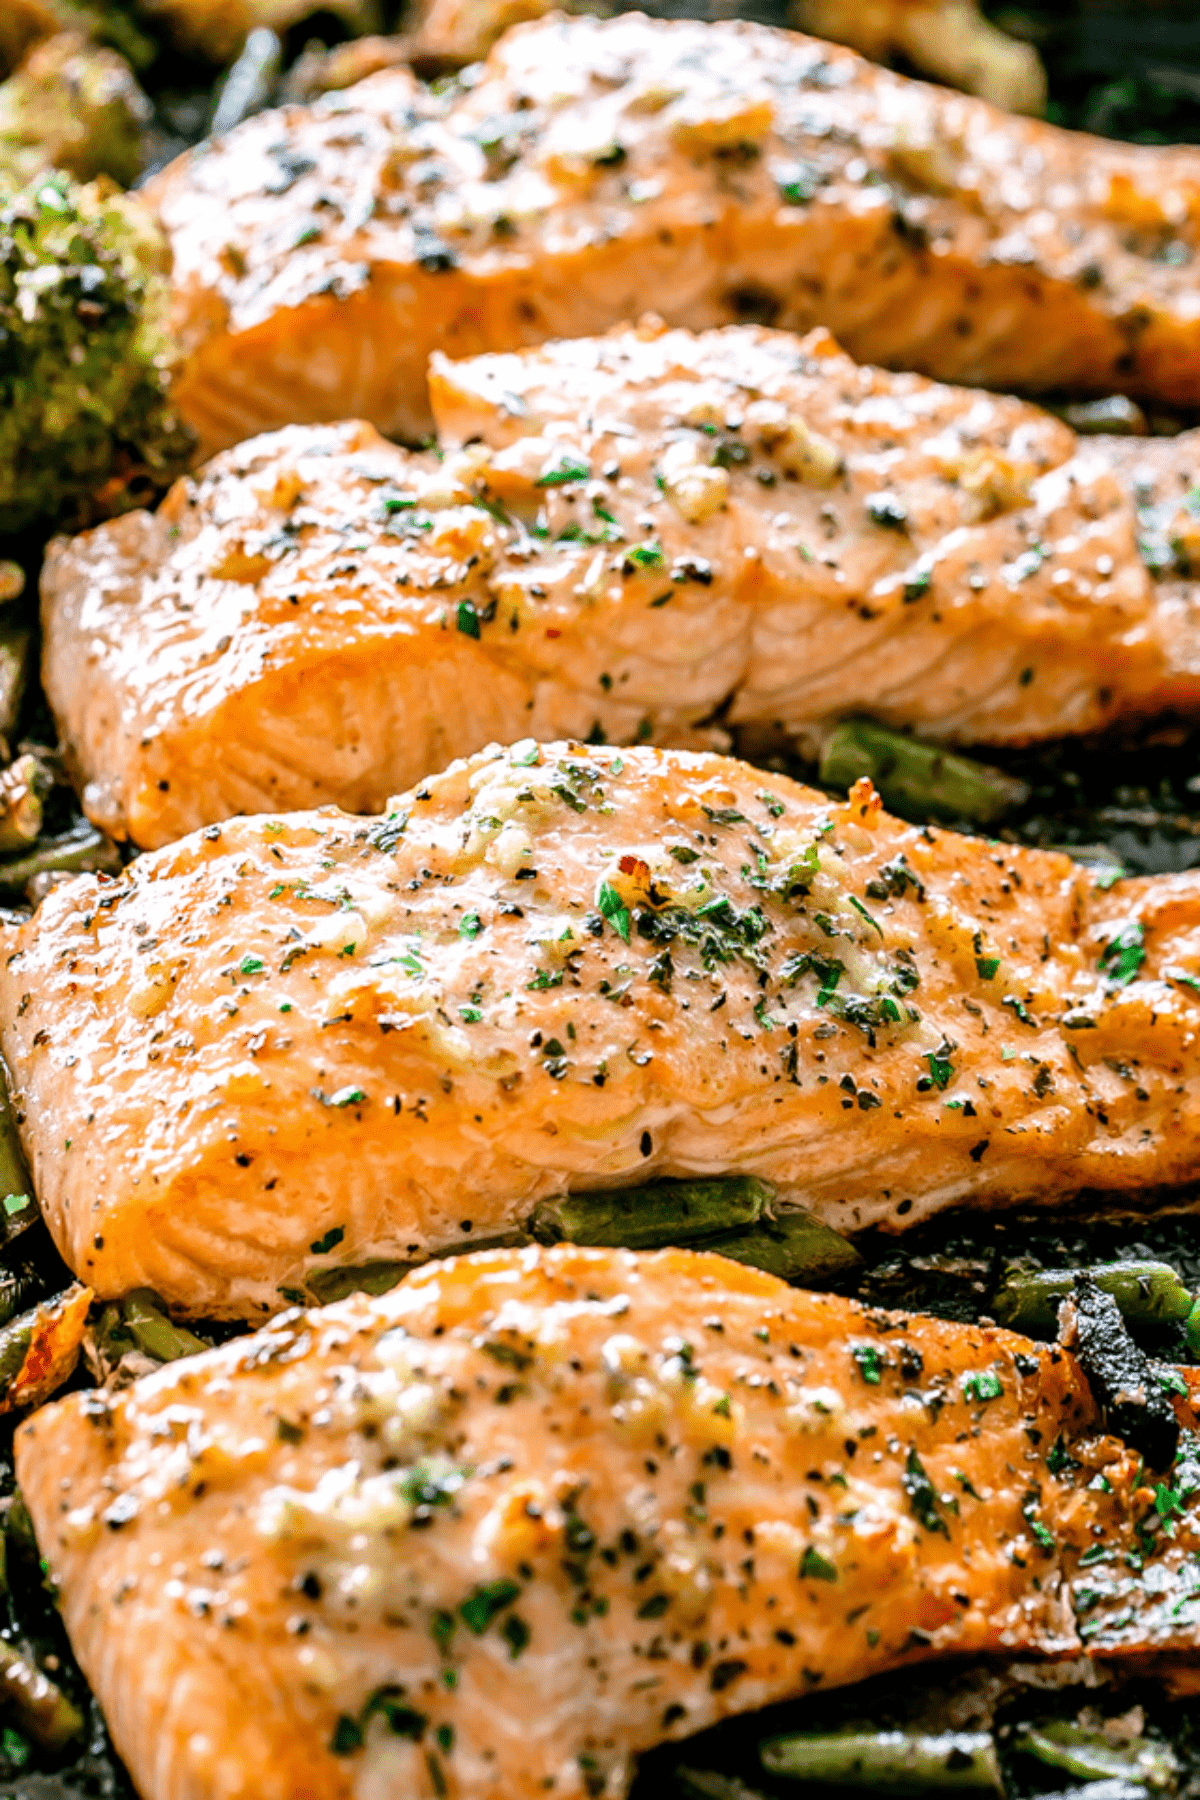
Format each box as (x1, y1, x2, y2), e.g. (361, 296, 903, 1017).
(147, 10, 1200, 456)
(15, 1246, 1200, 1800)
(40, 321, 1200, 849)
(10, 744, 1200, 1316)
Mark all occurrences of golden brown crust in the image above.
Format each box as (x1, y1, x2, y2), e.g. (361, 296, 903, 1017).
(39, 325, 1200, 850)
(8, 744, 1200, 1315)
(148, 12, 1200, 453)
(16, 1247, 1200, 1800)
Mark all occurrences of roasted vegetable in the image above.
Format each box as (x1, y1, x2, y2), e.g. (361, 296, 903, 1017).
(819, 721, 1030, 825)
(0, 171, 193, 535)
(0, 819, 121, 897)
(0, 1283, 91, 1415)
(0, 1639, 84, 1751)
(760, 1727, 1004, 1793)
(1014, 1721, 1179, 1792)
(995, 1260, 1195, 1336)
(1058, 1276, 1180, 1469)
(0, 755, 52, 856)
(530, 1177, 773, 1253)
(0, 32, 150, 187)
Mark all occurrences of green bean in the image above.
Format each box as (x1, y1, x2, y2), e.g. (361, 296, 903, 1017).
(0, 626, 30, 745)
(530, 1176, 772, 1252)
(820, 720, 1030, 825)
(703, 1206, 863, 1285)
(994, 1260, 1194, 1335)
(1187, 1297, 1200, 1360)
(676, 1770, 772, 1800)
(1056, 396, 1147, 437)
(306, 1262, 411, 1306)
(0, 820, 121, 894)
(761, 1728, 1004, 1793)
(0, 1640, 84, 1751)
(120, 1291, 209, 1363)
(1014, 1723, 1178, 1791)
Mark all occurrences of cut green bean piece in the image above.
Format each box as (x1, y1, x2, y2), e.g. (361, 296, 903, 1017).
(761, 1728, 1004, 1793)
(0, 820, 121, 893)
(1187, 1297, 1200, 1360)
(995, 1260, 1194, 1335)
(1014, 1722, 1179, 1791)
(703, 1207, 863, 1285)
(306, 1262, 411, 1306)
(820, 720, 1030, 825)
(530, 1176, 772, 1252)
(676, 1770, 772, 1800)
(121, 1291, 210, 1363)
(1056, 395, 1148, 437)
(0, 1639, 84, 1750)
(0, 626, 30, 744)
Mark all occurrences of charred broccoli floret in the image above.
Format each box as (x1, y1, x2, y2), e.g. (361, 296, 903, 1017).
(0, 171, 194, 536)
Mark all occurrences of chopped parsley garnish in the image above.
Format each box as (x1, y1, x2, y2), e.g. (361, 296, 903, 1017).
(597, 879, 631, 942)
(237, 954, 264, 975)
(459, 912, 483, 939)
(903, 1448, 949, 1537)
(624, 539, 664, 571)
(975, 956, 1000, 980)
(401, 1464, 470, 1510)
(799, 1546, 837, 1582)
(535, 451, 590, 487)
(961, 1369, 1003, 1403)
(1022, 1495, 1055, 1551)
(526, 968, 564, 990)
(851, 1343, 884, 1385)
(330, 1086, 366, 1108)
(922, 1043, 955, 1090)
(460, 1578, 521, 1634)
(1098, 919, 1146, 986)
(456, 599, 481, 638)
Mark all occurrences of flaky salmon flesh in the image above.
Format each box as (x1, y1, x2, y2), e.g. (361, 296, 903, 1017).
(148, 10, 1200, 456)
(16, 1247, 1200, 1800)
(40, 321, 1200, 850)
(12, 744, 1200, 1317)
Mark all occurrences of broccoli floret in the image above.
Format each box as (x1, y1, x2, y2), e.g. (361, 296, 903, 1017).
(0, 171, 194, 536)
(0, 33, 151, 187)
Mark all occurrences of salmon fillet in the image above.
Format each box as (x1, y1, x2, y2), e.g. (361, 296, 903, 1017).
(40, 321, 1200, 850)
(9, 744, 1200, 1316)
(16, 1246, 1200, 1800)
(146, 10, 1200, 457)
